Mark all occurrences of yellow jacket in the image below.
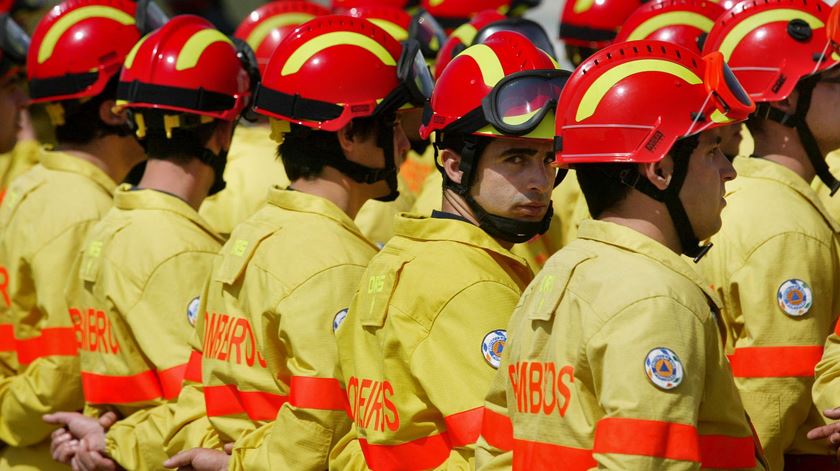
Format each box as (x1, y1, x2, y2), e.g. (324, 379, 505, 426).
(203, 188, 378, 470)
(477, 219, 765, 470)
(0, 149, 116, 470)
(0, 139, 40, 205)
(698, 157, 840, 468)
(198, 125, 288, 237)
(331, 213, 533, 470)
(68, 185, 223, 419)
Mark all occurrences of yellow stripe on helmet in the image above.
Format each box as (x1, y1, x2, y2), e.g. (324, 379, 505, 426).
(369, 19, 409, 41)
(451, 23, 478, 46)
(574, 0, 595, 15)
(281, 31, 396, 76)
(246, 13, 316, 51)
(711, 109, 733, 123)
(459, 44, 505, 87)
(718, 9, 824, 61)
(626, 12, 715, 41)
(176, 29, 233, 71)
(576, 59, 702, 122)
(124, 34, 151, 70)
(39, 6, 136, 64)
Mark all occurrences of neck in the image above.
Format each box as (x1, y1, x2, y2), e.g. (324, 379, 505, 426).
(136, 157, 212, 210)
(288, 165, 370, 219)
(752, 124, 817, 182)
(600, 191, 682, 255)
(57, 135, 143, 184)
(441, 189, 514, 249)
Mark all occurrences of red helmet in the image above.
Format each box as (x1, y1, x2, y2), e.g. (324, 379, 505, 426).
(234, 1, 330, 76)
(702, 0, 840, 103)
(332, 0, 409, 10)
(555, 40, 754, 165)
(423, 30, 564, 141)
(433, 9, 504, 79)
(253, 15, 433, 132)
(345, 5, 412, 40)
(559, 0, 643, 49)
(116, 15, 252, 125)
(422, 0, 511, 31)
(27, 0, 141, 104)
(0, 14, 28, 80)
(616, 0, 725, 52)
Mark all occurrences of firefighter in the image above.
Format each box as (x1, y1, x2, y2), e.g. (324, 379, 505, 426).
(699, 1, 840, 468)
(0, 12, 31, 195)
(331, 30, 564, 470)
(478, 38, 766, 469)
(0, 0, 150, 468)
(164, 15, 428, 471)
(44, 14, 252, 470)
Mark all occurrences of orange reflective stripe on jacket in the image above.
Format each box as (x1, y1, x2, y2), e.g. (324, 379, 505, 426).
(728, 346, 824, 378)
(0, 323, 13, 352)
(81, 363, 187, 404)
(184, 350, 202, 383)
(15, 326, 77, 364)
(357, 407, 485, 471)
(203, 384, 288, 421)
(481, 407, 514, 451)
(513, 439, 596, 471)
(289, 376, 348, 412)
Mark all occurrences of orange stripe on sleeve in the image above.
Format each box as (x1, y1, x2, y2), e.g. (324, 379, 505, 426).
(444, 406, 483, 448)
(359, 434, 452, 471)
(594, 417, 700, 462)
(481, 407, 514, 451)
(203, 384, 288, 421)
(15, 327, 78, 365)
(0, 323, 14, 353)
(81, 363, 186, 404)
(183, 350, 202, 383)
(289, 376, 349, 412)
(727, 345, 824, 377)
(512, 439, 596, 471)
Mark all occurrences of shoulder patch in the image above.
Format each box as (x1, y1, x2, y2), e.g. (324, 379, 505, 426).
(482, 329, 507, 369)
(777, 279, 812, 317)
(644, 347, 684, 390)
(333, 308, 349, 333)
(187, 296, 200, 326)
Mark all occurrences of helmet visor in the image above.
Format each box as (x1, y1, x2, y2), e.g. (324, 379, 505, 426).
(700, 51, 754, 126)
(484, 69, 569, 135)
(409, 9, 446, 59)
(397, 39, 434, 106)
(473, 18, 557, 60)
(135, 0, 169, 35)
(0, 15, 28, 65)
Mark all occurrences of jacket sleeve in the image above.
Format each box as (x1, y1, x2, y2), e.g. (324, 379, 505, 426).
(474, 352, 514, 471)
(586, 296, 709, 470)
(121, 251, 216, 400)
(0, 220, 92, 446)
(228, 265, 362, 471)
(406, 281, 520, 469)
(723, 233, 836, 469)
(814, 323, 840, 414)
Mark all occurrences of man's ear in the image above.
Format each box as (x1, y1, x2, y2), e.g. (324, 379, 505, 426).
(769, 90, 796, 114)
(440, 148, 463, 184)
(337, 121, 355, 156)
(99, 99, 127, 126)
(639, 154, 674, 191)
(209, 120, 235, 152)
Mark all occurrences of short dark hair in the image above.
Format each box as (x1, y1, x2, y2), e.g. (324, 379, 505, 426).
(54, 76, 123, 145)
(136, 109, 220, 162)
(278, 116, 380, 181)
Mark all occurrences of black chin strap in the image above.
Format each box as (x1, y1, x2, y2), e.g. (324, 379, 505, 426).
(322, 125, 400, 203)
(623, 136, 712, 262)
(754, 75, 840, 195)
(196, 146, 228, 196)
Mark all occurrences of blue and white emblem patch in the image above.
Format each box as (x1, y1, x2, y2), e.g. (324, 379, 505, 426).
(644, 347, 684, 390)
(187, 296, 200, 326)
(482, 330, 507, 369)
(333, 308, 349, 333)
(777, 279, 812, 317)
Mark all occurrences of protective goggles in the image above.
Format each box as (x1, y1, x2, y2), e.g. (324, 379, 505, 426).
(473, 18, 557, 60)
(687, 51, 754, 134)
(135, 0, 169, 35)
(408, 9, 446, 60)
(253, 39, 434, 131)
(437, 69, 570, 137)
(822, 2, 840, 64)
(0, 14, 29, 72)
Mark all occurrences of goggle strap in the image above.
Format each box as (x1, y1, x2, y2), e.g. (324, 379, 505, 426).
(117, 80, 236, 113)
(29, 71, 98, 100)
(253, 86, 343, 122)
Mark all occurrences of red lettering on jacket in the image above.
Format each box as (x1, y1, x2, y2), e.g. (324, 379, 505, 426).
(0, 266, 10, 307)
(69, 307, 120, 354)
(202, 311, 267, 368)
(347, 376, 399, 433)
(509, 361, 574, 417)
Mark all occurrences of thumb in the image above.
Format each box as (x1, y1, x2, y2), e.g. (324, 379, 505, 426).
(43, 411, 80, 425)
(98, 412, 119, 429)
(164, 449, 195, 469)
(223, 443, 234, 455)
(825, 408, 840, 420)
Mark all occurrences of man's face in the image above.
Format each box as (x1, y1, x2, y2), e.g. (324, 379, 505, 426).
(0, 73, 26, 154)
(806, 67, 840, 153)
(678, 128, 737, 241)
(719, 123, 743, 160)
(470, 137, 557, 222)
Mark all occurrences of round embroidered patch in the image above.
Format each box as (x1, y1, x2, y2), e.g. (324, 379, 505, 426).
(644, 347, 684, 390)
(482, 330, 507, 369)
(186, 296, 200, 326)
(333, 308, 349, 333)
(777, 279, 812, 317)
